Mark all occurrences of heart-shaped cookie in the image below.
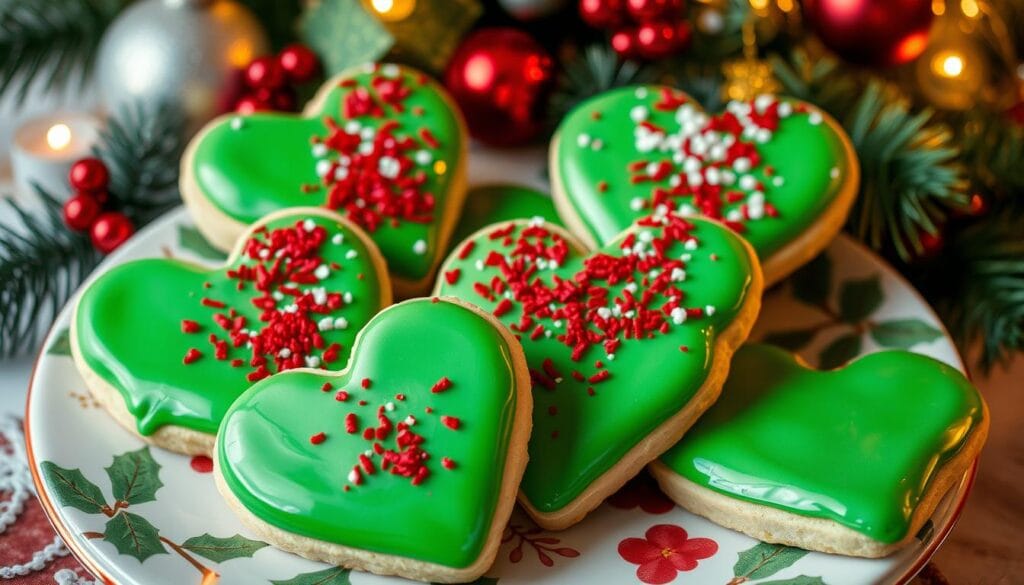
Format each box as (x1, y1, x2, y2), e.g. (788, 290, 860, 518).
(182, 63, 467, 295)
(551, 87, 859, 285)
(435, 214, 762, 529)
(214, 298, 531, 583)
(72, 208, 390, 456)
(651, 344, 989, 558)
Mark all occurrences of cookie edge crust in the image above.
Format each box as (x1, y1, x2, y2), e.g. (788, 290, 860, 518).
(548, 95, 860, 287)
(435, 218, 764, 531)
(179, 64, 469, 298)
(70, 207, 393, 457)
(647, 395, 990, 558)
(212, 296, 533, 583)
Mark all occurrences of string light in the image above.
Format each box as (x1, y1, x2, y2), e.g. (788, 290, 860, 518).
(368, 0, 415, 21)
(45, 124, 72, 151)
(934, 51, 966, 78)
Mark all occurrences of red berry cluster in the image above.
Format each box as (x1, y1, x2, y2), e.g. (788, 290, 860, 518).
(62, 158, 134, 254)
(579, 0, 691, 60)
(233, 44, 321, 114)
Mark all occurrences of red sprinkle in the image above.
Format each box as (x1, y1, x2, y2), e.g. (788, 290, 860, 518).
(345, 413, 359, 433)
(431, 377, 453, 393)
(361, 377, 372, 389)
(440, 415, 460, 430)
(441, 457, 456, 470)
(201, 298, 226, 309)
(321, 382, 333, 392)
(309, 432, 327, 445)
(183, 348, 202, 364)
(181, 320, 200, 333)
(190, 455, 213, 473)
(335, 390, 349, 401)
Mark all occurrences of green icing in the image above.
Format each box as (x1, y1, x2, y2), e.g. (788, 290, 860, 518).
(74, 214, 384, 436)
(555, 86, 851, 257)
(448, 184, 563, 252)
(659, 344, 986, 543)
(437, 217, 756, 513)
(191, 64, 463, 281)
(217, 300, 519, 568)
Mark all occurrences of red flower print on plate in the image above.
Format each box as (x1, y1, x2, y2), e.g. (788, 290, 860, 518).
(618, 524, 718, 584)
(608, 472, 675, 514)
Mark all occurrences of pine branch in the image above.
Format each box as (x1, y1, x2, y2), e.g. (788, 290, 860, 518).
(0, 100, 186, 359)
(0, 0, 127, 104)
(95, 100, 187, 225)
(548, 44, 657, 125)
(923, 206, 1024, 371)
(0, 189, 100, 357)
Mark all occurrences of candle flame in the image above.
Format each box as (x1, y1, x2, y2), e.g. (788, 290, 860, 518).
(46, 123, 72, 151)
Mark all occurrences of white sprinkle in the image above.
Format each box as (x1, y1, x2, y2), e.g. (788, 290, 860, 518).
(635, 87, 649, 99)
(332, 233, 344, 245)
(755, 94, 774, 113)
(475, 259, 485, 271)
(778, 102, 793, 117)
(272, 291, 285, 301)
(684, 238, 698, 250)
(597, 307, 611, 319)
(624, 282, 638, 293)
(733, 157, 752, 173)
(343, 292, 354, 304)
(412, 239, 427, 255)
(385, 401, 395, 412)
(705, 166, 721, 185)
(334, 166, 349, 180)
(314, 265, 330, 280)
(577, 133, 591, 148)
(404, 415, 417, 426)
(748, 191, 765, 206)
(305, 356, 321, 368)
(360, 126, 375, 141)
(709, 144, 726, 161)
(230, 117, 245, 130)
(646, 162, 660, 177)
(346, 250, 358, 260)
(683, 157, 701, 174)
(670, 307, 687, 325)
(544, 330, 553, 338)
(318, 317, 334, 331)
(772, 176, 785, 187)
(607, 353, 616, 361)
(630, 197, 646, 211)
(553, 320, 563, 328)
(345, 120, 361, 134)
(681, 253, 692, 262)
(809, 111, 823, 125)
(278, 348, 292, 358)
(283, 304, 298, 313)
(259, 248, 270, 259)
(739, 175, 757, 191)
(705, 305, 717, 316)
(357, 142, 373, 155)
(311, 287, 327, 305)
(630, 105, 649, 123)
(755, 128, 772, 143)
(334, 317, 349, 330)
(830, 167, 840, 179)
(639, 230, 653, 243)
(671, 267, 686, 282)
(303, 219, 316, 232)
(528, 216, 546, 227)
(378, 156, 400, 179)
(415, 150, 433, 166)
(726, 208, 744, 222)
(348, 469, 359, 484)
(381, 63, 400, 78)
(624, 310, 635, 318)
(315, 159, 332, 178)
(686, 172, 703, 187)
(312, 143, 328, 157)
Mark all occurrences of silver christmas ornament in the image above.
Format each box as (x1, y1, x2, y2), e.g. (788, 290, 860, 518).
(498, 0, 568, 20)
(95, 0, 268, 133)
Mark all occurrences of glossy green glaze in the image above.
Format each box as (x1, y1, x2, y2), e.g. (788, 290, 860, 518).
(555, 86, 851, 257)
(75, 214, 384, 436)
(448, 184, 563, 251)
(191, 64, 463, 281)
(217, 300, 520, 568)
(659, 344, 986, 543)
(437, 217, 756, 513)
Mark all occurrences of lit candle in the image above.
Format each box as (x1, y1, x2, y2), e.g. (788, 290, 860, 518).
(10, 111, 102, 199)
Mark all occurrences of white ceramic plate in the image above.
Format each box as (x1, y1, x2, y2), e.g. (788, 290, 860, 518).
(26, 207, 973, 585)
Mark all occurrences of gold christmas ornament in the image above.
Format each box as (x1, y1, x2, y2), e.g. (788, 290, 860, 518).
(721, 8, 781, 101)
(915, 16, 987, 110)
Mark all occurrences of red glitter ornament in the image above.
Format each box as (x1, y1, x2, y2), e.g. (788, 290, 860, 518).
(235, 94, 273, 114)
(635, 19, 689, 59)
(62, 193, 102, 231)
(244, 56, 286, 90)
(278, 44, 321, 84)
(611, 28, 640, 58)
(579, 0, 627, 29)
(801, 0, 933, 67)
(68, 157, 109, 193)
(90, 212, 134, 254)
(444, 28, 555, 147)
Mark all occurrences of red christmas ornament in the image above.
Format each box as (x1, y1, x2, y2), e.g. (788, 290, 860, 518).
(611, 28, 640, 58)
(444, 28, 555, 147)
(235, 94, 273, 114)
(90, 212, 135, 254)
(801, 0, 933, 67)
(579, 0, 627, 29)
(918, 229, 944, 258)
(68, 158, 109, 193)
(62, 193, 102, 232)
(626, 0, 684, 23)
(270, 86, 298, 112)
(278, 44, 320, 84)
(244, 56, 286, 90)
(635, 19, 689, 59)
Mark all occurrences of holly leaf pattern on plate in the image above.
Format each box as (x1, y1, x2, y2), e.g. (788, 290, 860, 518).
(40, 461, 108, 514)
(271, 567, 352, 585)
(180, 533, 268, 563)
(790, 254, 832, 307)
(838, 276, 882, 323)
(733, 542, 809, 581)
(103, 512, 166, 562)
(177, 225, 227, 262)
(870, 318, 942, 349)
(105, 447, 163, 505)
(819, 333, 861, 369)
(46, 327, 71, 356)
